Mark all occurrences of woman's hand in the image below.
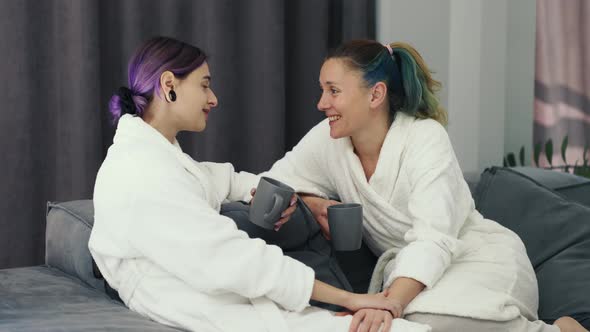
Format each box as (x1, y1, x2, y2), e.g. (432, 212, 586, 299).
(348, 309, 393, 332)
(343, 293, 403, 319)
(250, 188, 297, 231)
(300, 195, 340, 239)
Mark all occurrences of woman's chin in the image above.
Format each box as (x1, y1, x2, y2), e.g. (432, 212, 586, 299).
(329, 129, 344, 139)
(191, 122, 207, 133)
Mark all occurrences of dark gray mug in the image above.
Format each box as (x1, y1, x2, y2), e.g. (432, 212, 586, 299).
(249, 177, 295, 229)
(328, 203, 363, 251)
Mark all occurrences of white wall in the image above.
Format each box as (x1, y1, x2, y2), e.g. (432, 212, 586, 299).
(377, 0, 536, 174)
(505, 0, 537, 166)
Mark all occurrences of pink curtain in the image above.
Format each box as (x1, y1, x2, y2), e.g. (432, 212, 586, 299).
(535, 0, 590, 169)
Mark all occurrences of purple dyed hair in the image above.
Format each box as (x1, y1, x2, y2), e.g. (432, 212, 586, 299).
(108, 36, 207, 124)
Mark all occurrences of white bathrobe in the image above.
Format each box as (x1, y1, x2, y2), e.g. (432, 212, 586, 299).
(89, 115, 430, 332)
(265, 112, 540, 323)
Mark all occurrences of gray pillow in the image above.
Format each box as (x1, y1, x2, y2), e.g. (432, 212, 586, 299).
(511, 167, 590, 207)
(511, 166, 590, 189)
(554, 182, 590, 207)
(45, 200, 102, 291)
(474, 167, 590, 328)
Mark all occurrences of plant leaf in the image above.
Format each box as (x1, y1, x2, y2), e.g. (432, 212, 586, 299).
(545, 139, 554, 166)
(534, 142, 542, 167)
(507, 153, 517, 167)
(561, 135, 569, 164)
(572, 159, 580, 174)
(519, 146, 525, 166)
(574, 165, 590, 178)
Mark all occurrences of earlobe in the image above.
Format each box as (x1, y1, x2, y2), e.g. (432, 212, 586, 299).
(159, 71, 176, 102)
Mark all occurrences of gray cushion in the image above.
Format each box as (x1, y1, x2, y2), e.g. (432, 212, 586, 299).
(46, 199, 354, 311)
(511, 167, 590, 209)
(511, 166, 590, 189)
(474, 167, 590, 328)
(554, 182, 590, 207)
(45, 200, 102, 291)
(0, 266, 181, 331)
(220, 201, 312, 251)
(220, 200, 353, 311)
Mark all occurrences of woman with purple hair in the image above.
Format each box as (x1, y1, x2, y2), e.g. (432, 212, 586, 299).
(88, 36, 420, 332)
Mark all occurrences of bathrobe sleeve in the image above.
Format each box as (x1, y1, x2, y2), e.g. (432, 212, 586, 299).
(121, 170, 315, 312)
(384, 119, 472, 289)
(264, 120, 336, 199)
(199, 161, 260, 203)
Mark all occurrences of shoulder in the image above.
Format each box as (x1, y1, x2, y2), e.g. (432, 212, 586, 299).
(304, 118, 331, 141)
(289, 118, 334, 154)
(394, 113, 454, 168)
(407, 115, 447, 138)
(398, 113, 450, 148)
(96, 142, 184, 197)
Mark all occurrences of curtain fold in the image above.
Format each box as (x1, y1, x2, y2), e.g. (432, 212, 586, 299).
(0, 0, 375, 268)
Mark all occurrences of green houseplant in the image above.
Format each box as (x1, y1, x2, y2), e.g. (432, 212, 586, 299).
(504, 136, 590, 178)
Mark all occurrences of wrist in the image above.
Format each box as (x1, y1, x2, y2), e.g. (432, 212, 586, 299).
(386, 292, 406, 310)
(339, 290, 355, 308)
(300, 194, 319, 205)
(299, 193, 318, 200)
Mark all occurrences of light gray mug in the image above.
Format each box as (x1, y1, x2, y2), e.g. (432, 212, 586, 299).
(327, 203, 363, 251)
(249, 177, 295, 229)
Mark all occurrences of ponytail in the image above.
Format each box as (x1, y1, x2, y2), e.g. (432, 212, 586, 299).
(388, 42, 447, 125)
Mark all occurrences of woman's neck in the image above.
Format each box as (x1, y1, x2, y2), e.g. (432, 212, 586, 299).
(351, 112, 392, 161)
(142, 104, 177, 144)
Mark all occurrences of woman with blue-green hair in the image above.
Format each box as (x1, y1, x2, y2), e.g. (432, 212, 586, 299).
(264, 40, 586, 332)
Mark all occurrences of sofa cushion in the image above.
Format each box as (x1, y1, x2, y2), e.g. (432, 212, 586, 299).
(554, 182, 590, 207)
(474, 167, 590, 328)
(511, 167, 590, 207)
(511, 166, 590, 189)
(0, 266, 181, 331)
(46, 199, 356, 311)
(45, 200, 102, 291)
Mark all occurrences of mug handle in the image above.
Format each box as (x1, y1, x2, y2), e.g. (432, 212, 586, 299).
(264, 193, 284, 222)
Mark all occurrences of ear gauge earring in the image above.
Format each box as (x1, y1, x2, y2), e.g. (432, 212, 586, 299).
(168, 89, 177, 102)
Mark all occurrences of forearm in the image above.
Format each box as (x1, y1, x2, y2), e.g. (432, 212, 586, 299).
(311, 279, 351, 307)
(386, 277, 425, 309)
(229, 170, 260, 202)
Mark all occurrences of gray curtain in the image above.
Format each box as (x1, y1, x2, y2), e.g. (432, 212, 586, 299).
(535, 0, 590, 167)
(0, 0, 375, 269)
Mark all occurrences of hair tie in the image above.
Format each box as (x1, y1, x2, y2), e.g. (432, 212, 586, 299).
(117, 86, 136, 115)
(383, 44, 404, 95)
(384, 44, 393, 55)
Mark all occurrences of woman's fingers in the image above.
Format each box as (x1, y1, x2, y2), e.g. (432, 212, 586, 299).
(358, 310, 373, 332)
(383, 313, 393, 332)
(369, 313, 384, 332)
(274, 202, 298, 231)
(348, 310, 367, 332)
